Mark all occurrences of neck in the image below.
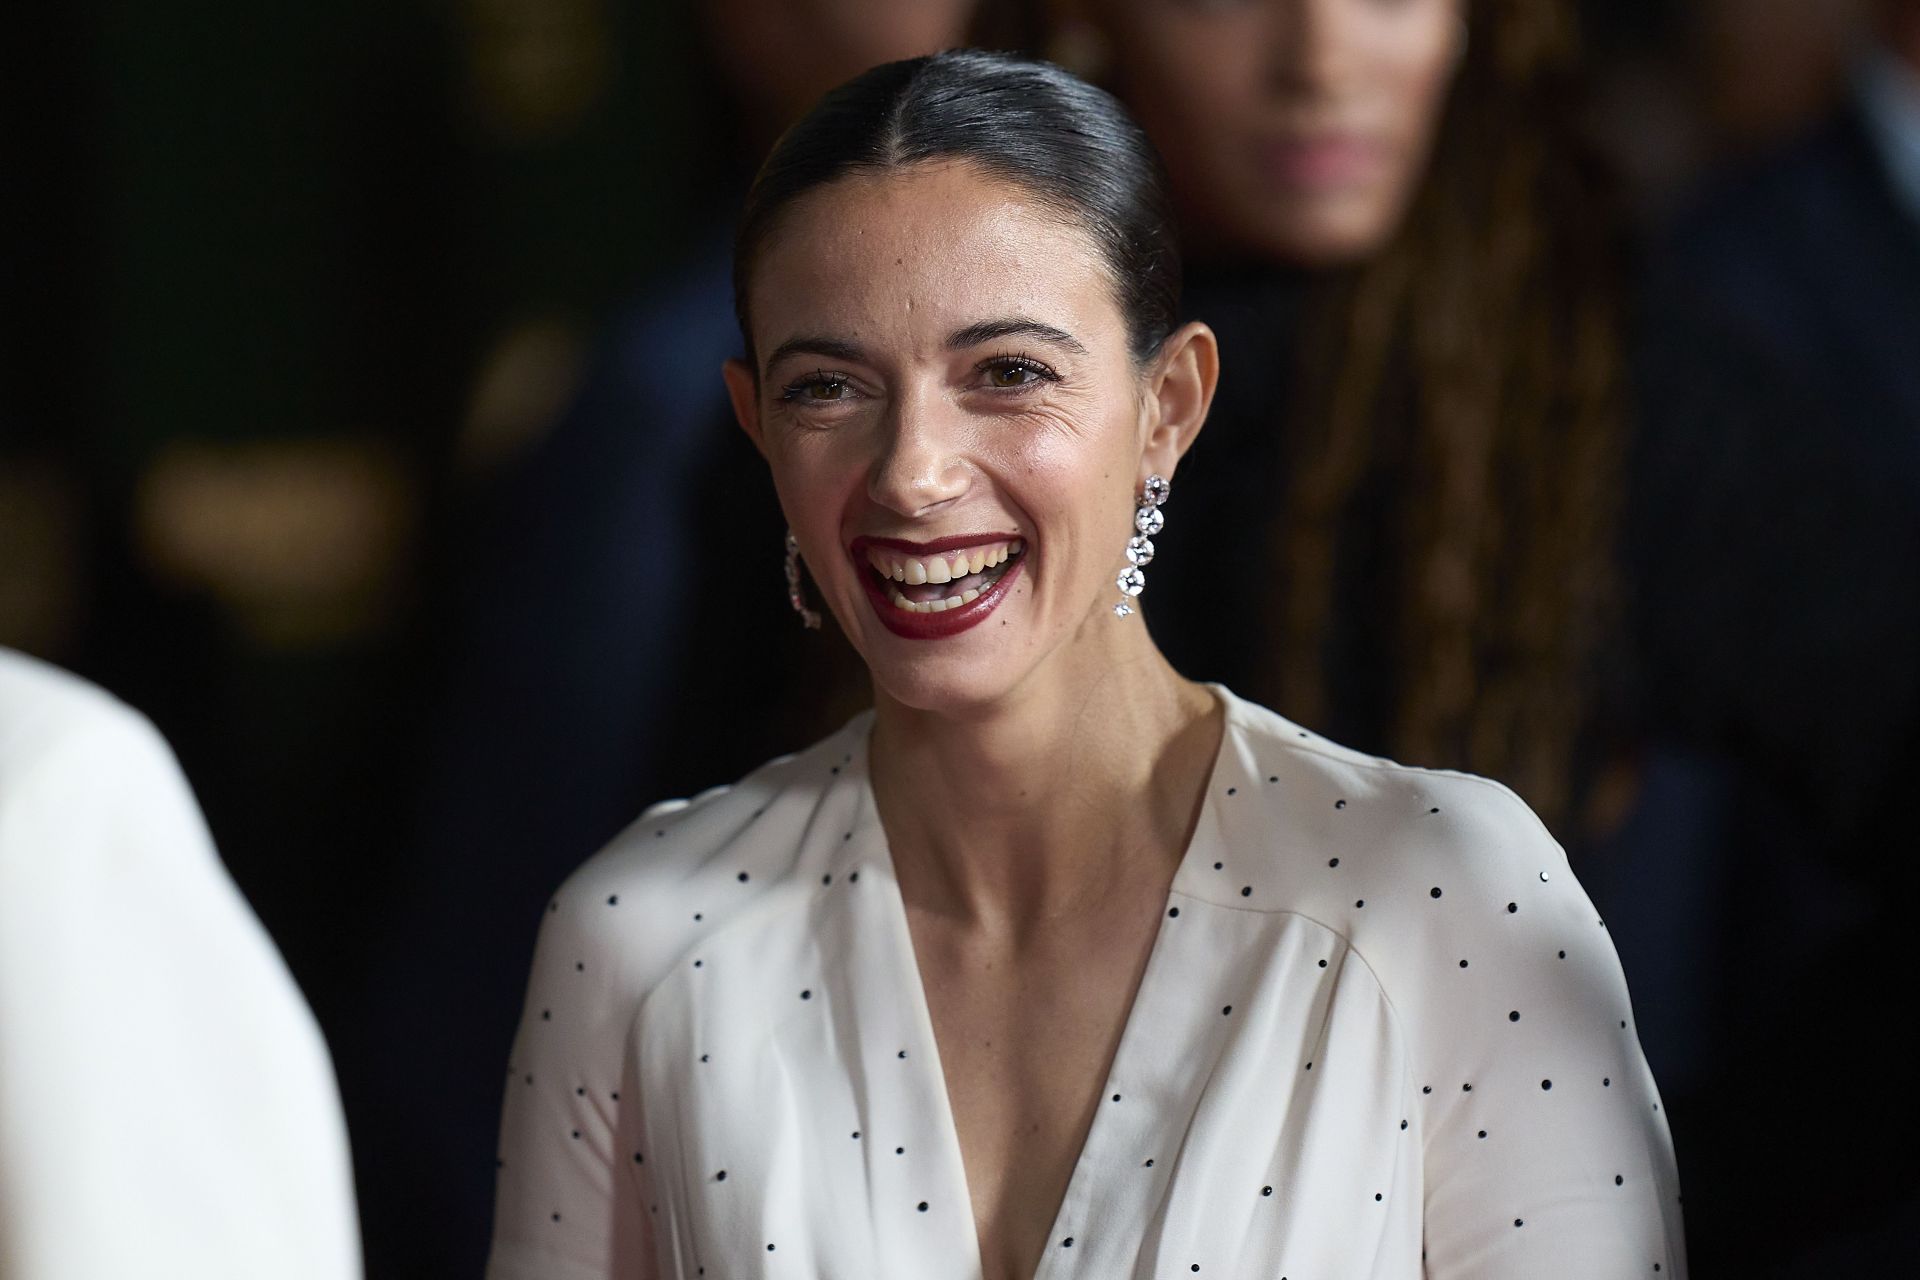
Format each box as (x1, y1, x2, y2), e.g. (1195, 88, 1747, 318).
(867, 609, 1221, 935)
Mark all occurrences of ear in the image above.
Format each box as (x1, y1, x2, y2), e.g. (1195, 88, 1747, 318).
(1139, 321, 1219, 484)
(723, 357, 766, 460)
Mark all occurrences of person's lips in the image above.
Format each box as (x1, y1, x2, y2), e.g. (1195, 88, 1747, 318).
(847, 533, 1028, 640)
(1252, 133, 1386, 190)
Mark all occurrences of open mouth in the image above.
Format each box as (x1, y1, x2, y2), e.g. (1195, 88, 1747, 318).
(862, 538, 1026, 614)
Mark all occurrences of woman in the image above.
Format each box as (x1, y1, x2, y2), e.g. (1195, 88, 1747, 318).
(487, 51, 1682, 1279)
(1056, 0, 1627, 836)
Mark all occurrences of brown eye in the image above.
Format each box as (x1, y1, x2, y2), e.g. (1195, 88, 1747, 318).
(805, 380, 845, 400)
(987, 364, 1030, 388)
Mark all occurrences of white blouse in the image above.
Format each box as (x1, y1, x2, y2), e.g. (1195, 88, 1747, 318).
(488, 686, 1686, 1279)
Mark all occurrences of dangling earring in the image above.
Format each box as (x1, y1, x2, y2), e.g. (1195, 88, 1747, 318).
(1114, 473, 1169, 618)
(785, 529, 822, 630)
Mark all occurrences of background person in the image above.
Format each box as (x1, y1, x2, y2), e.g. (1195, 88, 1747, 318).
(0, 649, 360, 1280)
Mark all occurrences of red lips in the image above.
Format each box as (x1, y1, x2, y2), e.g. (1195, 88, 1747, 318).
(848, 534, 1026, 641)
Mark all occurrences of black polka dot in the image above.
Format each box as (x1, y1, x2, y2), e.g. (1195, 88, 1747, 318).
(1356, 899, 1366, 908)
(1227, 787, 1237, 796)
(1268, 775, 1278, 782)
(606, 895, 618, 906)
(800, 989, 812, 1000)
(1261, 1185, 1273, 1196)
(766, 1243, 774, 1251)
(1514, 1218, 1525, 1228)
(737, 871, 750, 882)
(1558, 950, 1567, 958)
(551, 1212, 561, 1222)
(1541, 1079, 1553, 1090)
(822, 874, 832, 885)
(693, 912, 703, 921)
(1062, 1237, 1074, 1248)
(715, 1170, 727, 1181)
(1431, 887, 1443, 898)
(1318, 958, 1328, 967)
(898, 1050, 908, 1059)
(1112, 1093, 1122, 1102)
(1615, 1174, 1624, 1186)
(693, 959, 702, 968)
(1401, 1119, 1408, 1130)
(1429, 807, 1440, 814)
(1604, 1077, 1612, 1087)
(1192, 1265, 1201, 1272)
(541, 1010, 550, 1021)
(916, 1201, 927, 1212)
(1509, 1010, 1521, 1022)
(1508, 902, 1519, 913)
(1304, 1062, 1313, 1071)
(1241, 885, 1253, 897)
(1463, 1083, 1473, 1092)
(575, 962, 584, 971)
(1213, 861, 1223, 870)
(1478, 1130, 1487, 1139)
(1375, 1193, 1383, 1201)
(1222, 1005, 1233, 1015)
(1423, 1085, 1432, 1094)
(1328, 857, 1340, 867)
(1168, 907, 1180, 918)
(896, 1146, 904, 1154)
(850, 871, 860, 882)
(1459, 959, 1469, 968)
(852, 1131, 860, 1139)
(700, 1054, 709, 1063)
(1334, 799, 1346, 809)
(1145, 1158, 1155, 1167)
(575, 1087, 585, 1096)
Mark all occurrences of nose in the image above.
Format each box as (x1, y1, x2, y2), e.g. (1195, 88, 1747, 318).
(1264, 0, 1352, 96)
(865, 387, 971, 517)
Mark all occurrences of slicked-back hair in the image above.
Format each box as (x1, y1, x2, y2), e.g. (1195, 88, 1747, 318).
(732, 49, 1181, 368)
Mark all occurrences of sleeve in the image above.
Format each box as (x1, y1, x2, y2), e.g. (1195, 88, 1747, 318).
(1412, 783, 1687, 1279)
(486, 885, 660, 1280)
(0, 691, 362, 1280)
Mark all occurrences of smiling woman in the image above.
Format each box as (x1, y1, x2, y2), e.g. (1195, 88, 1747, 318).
(486, 50, 1686, 1280)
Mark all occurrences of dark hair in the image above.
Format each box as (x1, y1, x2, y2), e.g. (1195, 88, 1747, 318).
(732, 49, 1180, 366)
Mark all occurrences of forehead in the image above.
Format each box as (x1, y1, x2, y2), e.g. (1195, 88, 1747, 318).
(745, 162, 1127, 361)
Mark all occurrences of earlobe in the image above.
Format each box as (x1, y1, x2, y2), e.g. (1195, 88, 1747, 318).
(723, 358, 767, 459)
(1144, 321, 1220, 479)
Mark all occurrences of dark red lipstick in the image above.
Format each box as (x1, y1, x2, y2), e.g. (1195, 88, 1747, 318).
(848, 533, 1027, 641)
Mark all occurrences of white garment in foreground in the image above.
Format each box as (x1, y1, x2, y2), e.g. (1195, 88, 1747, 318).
(0, 649, 362, 1280)
(489, 685, 1685, 1279)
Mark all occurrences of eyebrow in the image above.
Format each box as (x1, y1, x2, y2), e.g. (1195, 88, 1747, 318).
(762, 335, 870, 371)
(761, 317, 1089, 373)
(946, 318, 1088, 355)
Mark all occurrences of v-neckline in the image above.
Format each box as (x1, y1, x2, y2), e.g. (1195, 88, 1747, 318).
(854, 685, 1236, 1280)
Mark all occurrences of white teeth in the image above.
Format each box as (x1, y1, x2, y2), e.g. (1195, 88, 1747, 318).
(926, 557, 953, 585)
(866, 537, 1026, 607)
(960, 588, 980, 604)
(967, 550, 986, 574)
(905, 559, 928, 585)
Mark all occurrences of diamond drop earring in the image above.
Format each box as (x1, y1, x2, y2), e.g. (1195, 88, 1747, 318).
(1114, 473, 1168, 618)
(784, 530, 822, 630)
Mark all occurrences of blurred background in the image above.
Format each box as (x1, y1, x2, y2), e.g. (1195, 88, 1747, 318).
(3, 0, 1915, 1275)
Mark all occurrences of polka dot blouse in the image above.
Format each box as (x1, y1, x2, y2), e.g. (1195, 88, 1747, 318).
(487, 686, 1686, 1278)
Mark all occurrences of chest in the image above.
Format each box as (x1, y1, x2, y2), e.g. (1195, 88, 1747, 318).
(633, 880, 1418, 1279)
(909, 909, 1163, 1280)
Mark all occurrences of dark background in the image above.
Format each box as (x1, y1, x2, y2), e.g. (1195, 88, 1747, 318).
(2, 1, 1907, 1275)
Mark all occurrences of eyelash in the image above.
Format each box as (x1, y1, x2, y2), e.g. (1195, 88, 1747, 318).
(776, 352, 1061, 406)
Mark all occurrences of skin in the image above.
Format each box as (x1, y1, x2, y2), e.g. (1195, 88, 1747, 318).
(1076, 0, 1466, 265)
(724, 161, 1223, 1279)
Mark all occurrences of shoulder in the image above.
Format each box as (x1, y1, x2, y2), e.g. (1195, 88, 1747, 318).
(1207, 688, 1583, 978)
(527, 710, 875, 1008)
(0, 650, 201, 862)
(0, 648, 173, 777)
(1215, 686, 1563, 887)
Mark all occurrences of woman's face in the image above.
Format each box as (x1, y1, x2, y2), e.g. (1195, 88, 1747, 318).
(1090, 0, 1464, 265)
(726, 162, 1214, 714)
